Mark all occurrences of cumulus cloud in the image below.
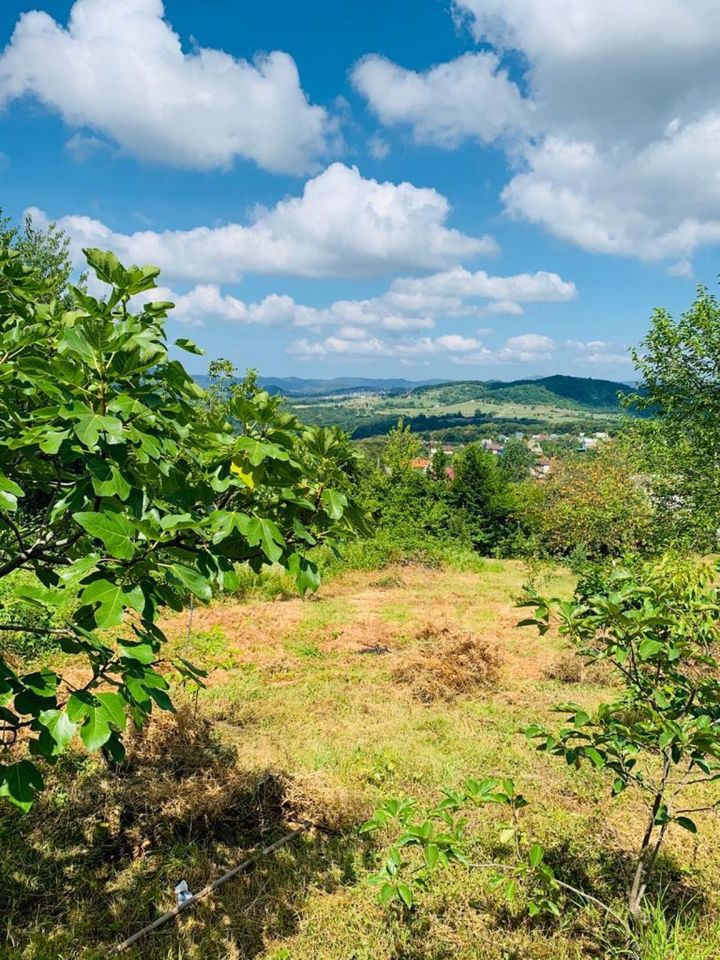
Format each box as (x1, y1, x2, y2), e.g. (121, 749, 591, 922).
(386, 266, 576, 312)
(501, 120, 720, 260)
(394, 334, 485, 356)
(290, 331, 485, 361)
(34, 163, 494, 281)
(497, 333, 554, 362)
(454, 0, 720, 145)
(354, 0, 720, 263)
(133, 261, 575, 332)
(291, 329, 559, 365)
(568, 338, 634, 367)
(288, 336, 392, 359)
(139, 283, 439, 333)
(148, 286, 299, 328)
(352, 52, 530, 147)
(0, 0, 333, 174)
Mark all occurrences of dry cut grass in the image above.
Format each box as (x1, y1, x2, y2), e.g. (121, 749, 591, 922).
(3, 559, 720, 960)
(392, 623, 501, 701)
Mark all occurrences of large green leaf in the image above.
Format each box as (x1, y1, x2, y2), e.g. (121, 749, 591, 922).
(73, 413, 124, 449)
(74, 511, 137, 560)
(0, 761, 44, 812)
(81, 579, 128, 628)
(287, 553, 320, 596)
(321, 488, 348, 520)
(246, 517, 285, 563)
(37, 708, 78, 754)
(175, 337, 205, 355)
(79, 706, 112, 752)
(168, 563, 212, 601)
(0, 472, 24, 512)
(83, 248, 126, 287)
(95, 691, 127, 731)
(89, 460, 132, 501)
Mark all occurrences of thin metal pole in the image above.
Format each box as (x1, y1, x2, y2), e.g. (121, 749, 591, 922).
(115, 825, 307, 953)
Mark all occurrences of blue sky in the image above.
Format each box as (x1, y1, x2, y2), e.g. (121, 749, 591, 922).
(1, 0, 718, 380)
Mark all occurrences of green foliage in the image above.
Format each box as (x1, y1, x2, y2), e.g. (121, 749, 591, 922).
(527, 442, 653, 558)
(381, 419, 423, 472)
(362, 778, 560, 917)
(0, 246, 365, 810)
(499, 436, 536, 482)
(356, 453, 474, 566)
(429, 447, 450, 480)
(408, 374, 630, 412)
(520, 555, 720, 918)
(628, 287, 720, 549)
(0, 208, 83, 307)
(450, 444, 516, 553)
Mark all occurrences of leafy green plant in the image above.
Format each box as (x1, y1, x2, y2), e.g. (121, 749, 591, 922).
(361, 777, 561, 917)
(520, 556, 720, 920)
(0, 246, 365, 811)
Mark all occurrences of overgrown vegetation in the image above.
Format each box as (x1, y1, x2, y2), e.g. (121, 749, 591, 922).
(0, 244, 364, 810)
(2, 212, 720, 959)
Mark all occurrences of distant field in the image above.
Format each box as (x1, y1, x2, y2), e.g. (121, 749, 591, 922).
(292, 390, 623, 435)
(332, 393, 619, 422)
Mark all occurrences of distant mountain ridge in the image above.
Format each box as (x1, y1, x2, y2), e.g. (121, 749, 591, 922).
(409, 374, 635, 411)
(258, 376, 444, 396)
(194, 375, 444, 396)
(193, 373, 637, 410)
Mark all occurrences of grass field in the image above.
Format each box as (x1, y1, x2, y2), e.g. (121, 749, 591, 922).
(2, 561, 720, 959)
(293, 393, 620, 426)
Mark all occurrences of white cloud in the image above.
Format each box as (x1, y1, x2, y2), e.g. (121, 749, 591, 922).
(355, 1, 720, 263)
(667, 259, 694, 279)
(289, 330, 561, 366)
(33, 163, 494, 281)
(484, 300, 524, 316)
(148, 286, 299, 328)
(0, 0, 333, 174)
(368, 134, 390, 159)
(290, 331, 486, 362)
(395, 334, 484, 356)
(501, 120, 720, 260)
(134, 261, 575, 332)
(289, 336, 392, 359)
(352, 52, 530, 148)
(569, 338, 633, 367)
(385, 266, 576, 313)
(454, 0, 720, 146)
(64, 132, 112, 162)
(497, 332, 554, 362)
(577, 352, 634, 367)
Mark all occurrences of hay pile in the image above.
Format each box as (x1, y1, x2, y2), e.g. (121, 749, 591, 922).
(543, 650, 613, 685)
(95, 710, 285, 854)
(393, 623, 501, 702)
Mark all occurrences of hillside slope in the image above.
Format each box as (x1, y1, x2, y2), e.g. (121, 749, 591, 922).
(410, 374, 632, 411)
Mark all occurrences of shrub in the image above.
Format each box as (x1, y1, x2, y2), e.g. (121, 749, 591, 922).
(520, 554, 720, 920)
(527, 443, 653, 558)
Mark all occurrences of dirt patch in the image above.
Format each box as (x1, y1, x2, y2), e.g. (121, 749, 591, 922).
(393, 623, 502, 702)
(321, 617, 400, 654)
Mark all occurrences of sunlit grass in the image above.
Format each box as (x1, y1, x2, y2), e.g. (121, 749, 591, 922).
(2, 560, 720, 959)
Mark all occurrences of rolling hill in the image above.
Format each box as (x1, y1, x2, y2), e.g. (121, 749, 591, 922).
(409, 375, 633, 411)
